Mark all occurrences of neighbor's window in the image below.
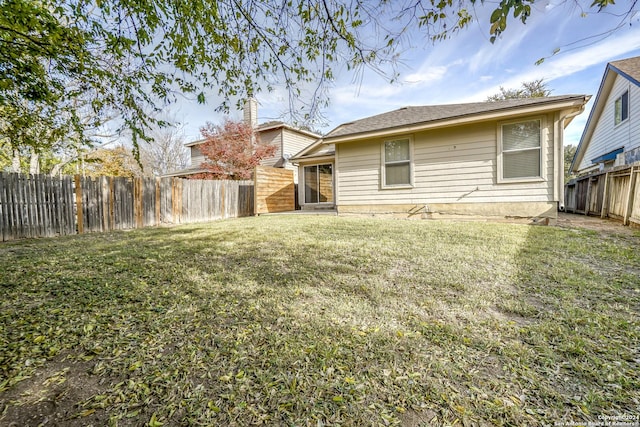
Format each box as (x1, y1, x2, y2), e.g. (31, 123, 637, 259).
(499, 119, 542, 181)
(615, 91, 629, 125)
(383, 138, 412, 187)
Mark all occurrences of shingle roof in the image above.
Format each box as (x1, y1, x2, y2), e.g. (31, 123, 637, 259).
(257, 120, 286, 130)
(609, 56, 640, 84)
(324, 95, 586, 139)
(257, 121, 321, 138)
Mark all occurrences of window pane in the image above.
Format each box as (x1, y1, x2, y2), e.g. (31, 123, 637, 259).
(385, 163, 410, 186)
(503, 150, 540, 179)
(385, 139, 410, 162)
(502, 121, 540, 151)
(622, 91, 629, 121)
(318, 164, 333, 203)
(615, 97, 622, 124)
(304, 165, 318, 203)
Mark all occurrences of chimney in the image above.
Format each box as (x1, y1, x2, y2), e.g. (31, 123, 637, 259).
(243, 98, 258, 128)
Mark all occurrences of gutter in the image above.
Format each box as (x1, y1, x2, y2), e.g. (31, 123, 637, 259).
(557, 98, 590, 210)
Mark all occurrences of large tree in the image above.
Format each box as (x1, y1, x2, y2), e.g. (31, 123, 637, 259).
(0, 0, 635, 157)
(487, 79, 552, 101)
(139, 124, 190, 177)
(196, 119, 276, 180)
(84, 146, 146, 178)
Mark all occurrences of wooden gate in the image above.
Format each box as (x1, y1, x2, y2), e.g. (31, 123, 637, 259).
(254, 166, 295, 214)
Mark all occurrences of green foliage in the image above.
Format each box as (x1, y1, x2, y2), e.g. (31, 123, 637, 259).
(487, 79, 552, 101)
(564, 144, 577, 182)
(487, 0, 533, 43)
(0, 0, 631, 159)
(84, 146, 144, 178)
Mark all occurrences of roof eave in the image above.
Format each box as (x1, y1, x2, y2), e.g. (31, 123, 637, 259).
(291, 138, 325, 160)
(185, 138, 206, 147)
(291, 154, 336, 164)
(609, 63, 640, 87)
(324, 96, 589, 144)
(258, 123, 321, 138)
(161, 168, 207, 178)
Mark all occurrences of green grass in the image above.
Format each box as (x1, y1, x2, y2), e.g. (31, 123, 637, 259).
(0, 216, 638, 426)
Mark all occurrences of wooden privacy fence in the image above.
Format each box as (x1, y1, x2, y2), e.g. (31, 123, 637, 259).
(254, 166, 295, 214)
(565, 163, 640, 227)
(0, 173, 254, 241)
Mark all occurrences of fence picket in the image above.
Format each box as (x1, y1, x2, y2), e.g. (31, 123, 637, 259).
(565, 163, 640, 227)
(0, 172, 257, 241)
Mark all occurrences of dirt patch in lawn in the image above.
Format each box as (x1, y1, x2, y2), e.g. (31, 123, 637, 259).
(555, 212, 637, 236)
(0, 354, 111, 427)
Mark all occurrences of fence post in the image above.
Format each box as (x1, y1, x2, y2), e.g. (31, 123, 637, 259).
(600, 172, 610, 219)
(0, 173, 5, 241)
(74, 175, 84, 234)
(584, 177, 593, 216)
(155, 178, 161, 226)
(623, 167, 637, 226)
(172, 178, 182, 224)
(134, 177, 143, 228)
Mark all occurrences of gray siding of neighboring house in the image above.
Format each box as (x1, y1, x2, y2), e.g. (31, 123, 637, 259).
(190, 146, 205, 168)
(577, 74, 640, 171)
(258, 128, 284, 167)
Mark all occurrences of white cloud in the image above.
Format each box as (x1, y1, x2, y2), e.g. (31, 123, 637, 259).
(457, 29, 640, 103)
(403, 66, 448, 84)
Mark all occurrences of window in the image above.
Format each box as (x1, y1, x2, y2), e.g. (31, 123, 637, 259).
(499, 119, 542, 181)
(615, 91, 629, 125)
(383, 138, 412, 187)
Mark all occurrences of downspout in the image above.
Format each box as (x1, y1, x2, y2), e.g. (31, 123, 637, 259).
(557, 104, 587, 211)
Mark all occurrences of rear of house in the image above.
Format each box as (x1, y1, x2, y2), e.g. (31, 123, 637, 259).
(294, 96, 589, 221)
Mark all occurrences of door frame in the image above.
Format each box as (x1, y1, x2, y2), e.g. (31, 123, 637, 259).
(301, 162, 335, 207)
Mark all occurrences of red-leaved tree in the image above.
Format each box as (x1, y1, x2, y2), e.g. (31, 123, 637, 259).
(194, 119, 276, 180)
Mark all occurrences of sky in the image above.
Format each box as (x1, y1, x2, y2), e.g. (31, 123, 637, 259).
(174, 1, 640, 147)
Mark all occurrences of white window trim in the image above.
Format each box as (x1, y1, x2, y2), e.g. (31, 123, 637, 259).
(497, 116, 546, 184)
(614, 90, 629, 127)
(381, 136, 414, 189)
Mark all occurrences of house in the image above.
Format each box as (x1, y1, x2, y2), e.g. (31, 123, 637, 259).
(571, 56, 640, 175)
(165, 99, 320, 181)
(291, 95, 590, 221)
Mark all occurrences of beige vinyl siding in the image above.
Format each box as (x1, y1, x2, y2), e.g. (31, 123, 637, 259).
(281, 130, 318, 183)
(282, 130, 318, 158)
(578, 74, 639, 171)
(258, 128, 283, 167)
(336, 117, 555, 206)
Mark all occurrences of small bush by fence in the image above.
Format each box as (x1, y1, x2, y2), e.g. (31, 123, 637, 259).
(565, 163, 640, 227)
(0, 173, 254, 241)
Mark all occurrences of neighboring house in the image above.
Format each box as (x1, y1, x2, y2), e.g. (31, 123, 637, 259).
(571, 56, 640, 175)
(291, 95, 589, 221)
(164, 99, 320, 181)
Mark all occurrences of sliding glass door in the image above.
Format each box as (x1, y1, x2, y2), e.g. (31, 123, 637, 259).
(304, 164, 333, 204)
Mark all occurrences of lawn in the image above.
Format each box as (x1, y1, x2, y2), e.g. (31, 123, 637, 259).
(0, 216, 638, 426)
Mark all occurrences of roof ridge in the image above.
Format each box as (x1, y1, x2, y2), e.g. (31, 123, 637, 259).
(324, 95, 587, 140)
